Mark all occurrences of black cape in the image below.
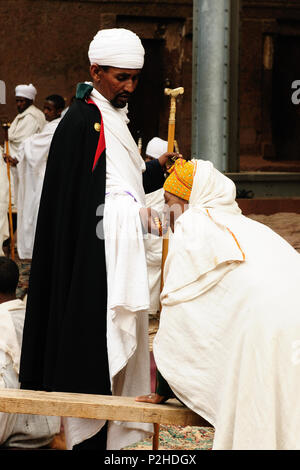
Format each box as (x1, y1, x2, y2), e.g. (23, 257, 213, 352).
(19, 84, 165, 394)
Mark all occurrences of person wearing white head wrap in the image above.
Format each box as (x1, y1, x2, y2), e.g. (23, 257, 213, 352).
(15, 84, 37, 101)
(88, 28, 145, 69)
(19, 28, 179, 452)
(138, 158, 300, 450)
(145, 137, 168, 161)
(5, 83, 45, 210)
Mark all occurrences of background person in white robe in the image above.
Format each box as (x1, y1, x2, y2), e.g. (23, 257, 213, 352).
(0, 147, 9, 256)
(137, 158, 300, 450)
(144, 137, 168, 317)
(4, 84, 45, 210)
(7, 95, 65, 260)
(0, 256, 60, 449)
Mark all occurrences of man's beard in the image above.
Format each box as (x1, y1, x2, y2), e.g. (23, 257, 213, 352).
(110, 92, 131, 108)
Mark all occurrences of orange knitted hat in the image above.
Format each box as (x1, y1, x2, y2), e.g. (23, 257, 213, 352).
(163, 158, 195, 201)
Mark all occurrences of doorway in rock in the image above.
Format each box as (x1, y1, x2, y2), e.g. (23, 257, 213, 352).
(127, 39, 165, 158)
(272, 34, 300, 161)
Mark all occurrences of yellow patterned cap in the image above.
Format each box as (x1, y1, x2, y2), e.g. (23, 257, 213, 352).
(163, 158, 195, 201)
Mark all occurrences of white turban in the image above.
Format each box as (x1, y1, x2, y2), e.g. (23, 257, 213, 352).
(15, 84, 37, 101)
(88, 28, 144, 69)
(146, 137, 168, 159)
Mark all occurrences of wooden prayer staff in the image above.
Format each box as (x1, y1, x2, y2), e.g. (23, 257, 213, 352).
(152, 86, 184, 451)
(174, 140, 180, 154)
(2, 122, 15, 260)
(160, 87, 184, 293)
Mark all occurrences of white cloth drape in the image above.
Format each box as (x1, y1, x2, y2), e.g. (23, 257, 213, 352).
(8, 105, 46, 209)
(145, 188, 164, 315)
(154, 159, 300, 450)
(16, 117, 61, 259)
(63, 90, 152, 450)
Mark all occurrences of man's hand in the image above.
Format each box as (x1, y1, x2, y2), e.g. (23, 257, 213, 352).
(158, 152, 182, 171)
(139, 207, 168, 236)
(135, 393, 168, 404)
(3, 153, 18, 166)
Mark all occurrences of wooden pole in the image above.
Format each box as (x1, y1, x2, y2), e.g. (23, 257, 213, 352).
(2, 122, 15, 260)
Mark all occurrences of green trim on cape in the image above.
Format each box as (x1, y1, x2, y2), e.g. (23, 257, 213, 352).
(76, 83, 93, 100)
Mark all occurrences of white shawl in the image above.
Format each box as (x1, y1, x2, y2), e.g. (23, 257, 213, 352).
(161, 160, 245, 306)
(8, 105, 46, 209)
(154, 159, 300, 450)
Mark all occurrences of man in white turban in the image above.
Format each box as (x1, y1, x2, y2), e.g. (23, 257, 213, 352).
(19, 28, 179, 451)
(4, 84, 45, 209)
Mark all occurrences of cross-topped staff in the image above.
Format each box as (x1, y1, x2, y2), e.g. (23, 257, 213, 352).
(2, 121, 15, 260)
(160, 87, 184, 293)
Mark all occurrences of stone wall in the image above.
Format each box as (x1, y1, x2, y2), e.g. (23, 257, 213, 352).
(0, 0, 193, 158)
(240, 0, 300, 160)
(2, 0, 300, 162)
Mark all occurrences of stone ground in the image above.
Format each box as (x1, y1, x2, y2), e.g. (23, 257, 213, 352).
(8, 210, 300, 450)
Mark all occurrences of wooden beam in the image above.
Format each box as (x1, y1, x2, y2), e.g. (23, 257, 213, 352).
(0, 389, 211, 428)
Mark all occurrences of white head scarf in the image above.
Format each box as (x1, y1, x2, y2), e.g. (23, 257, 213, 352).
(189, 159, 241, 215)
(146, 137, 168, 159)
(15, 84, 37, 101)
(161, 160, 245, 304)
(88, 28, 145, 69)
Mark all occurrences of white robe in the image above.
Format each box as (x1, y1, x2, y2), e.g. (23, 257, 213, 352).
(0, 146, 9, 255)
(63, 90, 152, 450)
(154, 159, 300, 450)
(16, 118, 61, 259)
(8, 105, 46, 208)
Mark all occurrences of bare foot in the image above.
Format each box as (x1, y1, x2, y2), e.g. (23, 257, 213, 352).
(135, 393, 167, 404)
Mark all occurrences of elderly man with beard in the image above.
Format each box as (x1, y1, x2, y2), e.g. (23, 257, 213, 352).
(19, 28, 178, 450)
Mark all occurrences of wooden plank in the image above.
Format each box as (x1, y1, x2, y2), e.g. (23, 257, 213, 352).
(0, 389, 211, 427)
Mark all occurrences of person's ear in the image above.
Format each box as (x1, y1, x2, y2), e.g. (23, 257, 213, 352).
(90, 64, 102, 83)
